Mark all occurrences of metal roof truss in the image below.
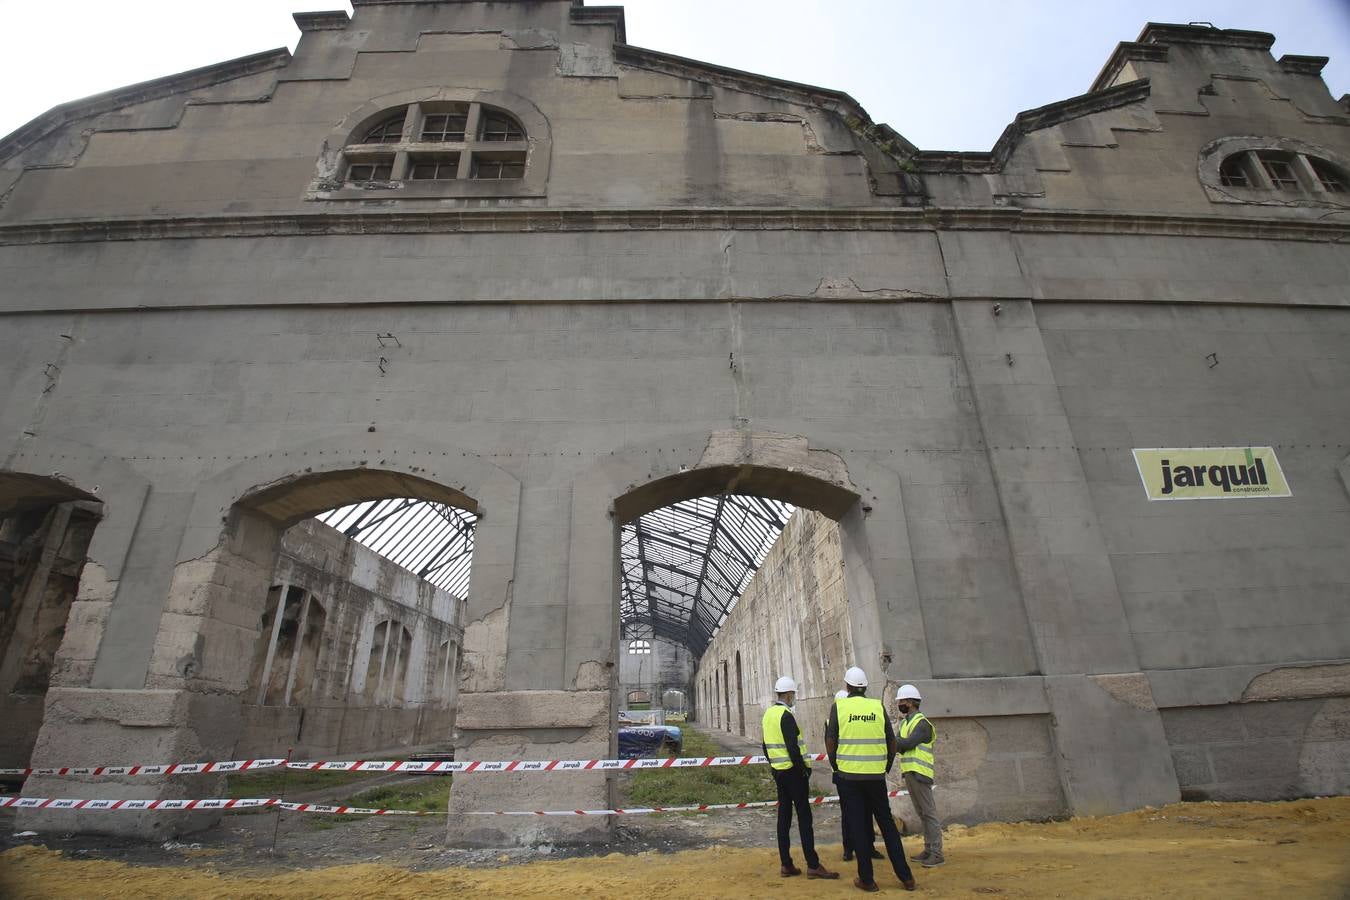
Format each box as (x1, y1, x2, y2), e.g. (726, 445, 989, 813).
(620, 494, 792, 657)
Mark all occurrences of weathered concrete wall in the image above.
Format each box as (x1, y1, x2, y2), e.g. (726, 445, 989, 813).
(1038, 303, 1350, 672)
(234, 518, 464, 759)
(1, 4, 1348, 844)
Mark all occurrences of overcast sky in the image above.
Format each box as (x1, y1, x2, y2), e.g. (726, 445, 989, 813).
(1, 0, 1346, 151)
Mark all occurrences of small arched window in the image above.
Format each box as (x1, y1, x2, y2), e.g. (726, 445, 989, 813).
(361, 111, 407, 144)
(342, 102, 528, 187)
(1218, 155, 1250, 188)
(482, 112, 524, 142)
(310, 90, 548, 201)
(1309, 158, 1345, 193)
(1203, 138, 1350, 206)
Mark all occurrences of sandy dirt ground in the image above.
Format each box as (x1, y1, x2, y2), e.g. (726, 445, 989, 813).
(2, 796, 1348, 899)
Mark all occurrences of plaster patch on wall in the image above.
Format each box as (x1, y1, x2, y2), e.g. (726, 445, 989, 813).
(893, 717, 990, 828)
(71, 560, 116, 604)
(1088, 672, 1158, 711)
(573, 659, 607, 691)
(558, 42, 615, 78)
(1243, 663, 1350, 702)
(460, 585, 510, 693)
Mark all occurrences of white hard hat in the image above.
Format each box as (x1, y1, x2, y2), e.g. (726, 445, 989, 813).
(835, 690, 849, 700)
(774, 675, 797, 693)
(843, 666, 868, 688)
(895, 684, 922, 701)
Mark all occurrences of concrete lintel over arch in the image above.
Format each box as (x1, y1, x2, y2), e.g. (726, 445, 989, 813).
(608, 429, 860, 523)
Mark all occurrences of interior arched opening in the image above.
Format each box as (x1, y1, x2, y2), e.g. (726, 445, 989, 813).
(229, 469, 475, 762)
(0, 473, 103, 779)
(611, 463, 864, 767)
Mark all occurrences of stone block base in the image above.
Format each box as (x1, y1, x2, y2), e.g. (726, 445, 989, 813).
(446, 689, 613, 848)
(17, 687, 242, 839)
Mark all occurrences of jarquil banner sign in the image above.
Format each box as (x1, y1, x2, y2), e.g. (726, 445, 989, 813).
(1132, 447, 1292, 501)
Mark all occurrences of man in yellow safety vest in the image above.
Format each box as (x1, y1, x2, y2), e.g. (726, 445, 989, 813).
(762, 675, 838, 880)
(830, 689, 880, 863)
(895, 683, 944, 867)
(825, 666, 916, 892)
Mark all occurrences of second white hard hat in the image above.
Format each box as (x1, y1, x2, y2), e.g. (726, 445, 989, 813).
(895, 683, 922, 701)
(774, 675, 798, 693)
(843, 666, 868, 688)
(835, 689, 849, 700)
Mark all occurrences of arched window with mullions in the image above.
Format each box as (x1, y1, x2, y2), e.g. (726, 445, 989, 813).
(309, 90, 550, 201)
(341, 102, 528, 186)
(1200, 136, 1350, 207)
(310, 88, 548, 201)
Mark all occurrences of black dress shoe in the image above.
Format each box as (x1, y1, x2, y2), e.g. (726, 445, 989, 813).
(842, 851, 854, 862)
(869, 848, 885, 859)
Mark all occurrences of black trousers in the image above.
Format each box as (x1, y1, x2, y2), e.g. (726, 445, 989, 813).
(834, 772, 875, 853)
(839, 778, 913, 885)
(772, 767, 819, 869)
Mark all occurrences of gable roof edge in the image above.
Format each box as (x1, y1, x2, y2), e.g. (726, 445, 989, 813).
(612, 43, 916, 159)
(914, 78, 1152, 173)
(0, 47, 292, 163)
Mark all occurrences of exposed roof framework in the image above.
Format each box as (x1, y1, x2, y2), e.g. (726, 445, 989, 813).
(314, 498, 476, 598)
(621, 495, 794, 658)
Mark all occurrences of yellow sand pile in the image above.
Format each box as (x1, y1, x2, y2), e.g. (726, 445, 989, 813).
(3, 797, 1348, 898)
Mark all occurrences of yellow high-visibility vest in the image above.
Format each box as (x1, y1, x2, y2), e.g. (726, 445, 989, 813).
(898, 713, 936, 780)
(762, 704, 809, 771)
(835, 695, 888, 776)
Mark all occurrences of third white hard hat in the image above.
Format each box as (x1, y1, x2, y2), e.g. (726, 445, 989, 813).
(843, 666, 868, 688)
(895, 683, 922, 701)
(774, 675, 797, 693)
(835, 689, 849, 700)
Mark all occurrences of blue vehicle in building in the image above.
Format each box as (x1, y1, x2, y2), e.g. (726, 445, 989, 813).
(617, 724, 683, 759)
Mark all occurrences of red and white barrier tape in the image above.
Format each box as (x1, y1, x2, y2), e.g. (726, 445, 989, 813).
(275, 801, 438, 817)
(286, 753, 826, 774)
(2, 790, 907, 818)
(0, 796, 276, 812)
(2, 753, 829, 778)
(0, 796, 430, 816)
(0, 759, 288, 777)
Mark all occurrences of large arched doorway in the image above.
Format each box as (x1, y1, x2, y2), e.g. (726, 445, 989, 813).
(608, 448, 881, 772)
(0, 474, 103, 777)
(226, 469, 479, 761)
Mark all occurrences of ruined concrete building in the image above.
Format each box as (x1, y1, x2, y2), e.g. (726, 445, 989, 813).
(238, 517, 464, 760)
(1, 0, 1348, 846)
